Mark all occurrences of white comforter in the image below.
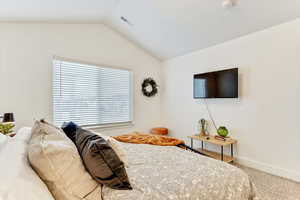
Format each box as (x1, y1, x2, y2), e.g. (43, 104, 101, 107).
(102, 143, 257, 200)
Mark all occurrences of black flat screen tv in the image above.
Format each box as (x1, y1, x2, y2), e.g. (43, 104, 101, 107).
(194, 68, 238, 98)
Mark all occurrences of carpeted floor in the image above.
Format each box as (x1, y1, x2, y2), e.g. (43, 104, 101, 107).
(236, 164, 300, 200)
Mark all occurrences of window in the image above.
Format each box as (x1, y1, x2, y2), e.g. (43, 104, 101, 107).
(53, 60, 133, 127)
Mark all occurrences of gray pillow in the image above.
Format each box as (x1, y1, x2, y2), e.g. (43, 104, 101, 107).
(75, 128, 132, 190)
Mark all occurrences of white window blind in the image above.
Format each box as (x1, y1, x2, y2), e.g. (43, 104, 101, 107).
(53, 60, 133, 127)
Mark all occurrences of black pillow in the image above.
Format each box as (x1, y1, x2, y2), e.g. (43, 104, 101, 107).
(61, 121, 78, 143)
(75, 128, 132, 190)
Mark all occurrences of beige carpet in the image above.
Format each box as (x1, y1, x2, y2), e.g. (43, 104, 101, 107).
(236, 164, 300, 200)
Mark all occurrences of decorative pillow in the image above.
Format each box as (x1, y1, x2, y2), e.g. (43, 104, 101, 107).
(61, 122, 129, 167)
(106, 137, 129, 167)
(75, 127, 132, 190)
(0, 128, 54, 200)
(89, 132, 129, 168)
(61, 121, 78, 143)
(28, 120, 101, 200)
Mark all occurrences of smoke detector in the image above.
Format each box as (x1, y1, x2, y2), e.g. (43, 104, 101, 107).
(222, 0, 239, 8)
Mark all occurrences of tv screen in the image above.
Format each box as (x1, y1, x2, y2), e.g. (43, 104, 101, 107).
(194, 68, 238, 98)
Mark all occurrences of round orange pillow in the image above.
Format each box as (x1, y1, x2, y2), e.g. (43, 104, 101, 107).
(151, 127, 169, 135)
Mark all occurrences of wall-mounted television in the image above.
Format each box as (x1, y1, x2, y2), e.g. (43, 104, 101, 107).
(194, 68, 238, 98)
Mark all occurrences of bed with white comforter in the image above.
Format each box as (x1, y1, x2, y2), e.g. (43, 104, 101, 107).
(0, 127, 257, 200)
(102, 142, 257, 200)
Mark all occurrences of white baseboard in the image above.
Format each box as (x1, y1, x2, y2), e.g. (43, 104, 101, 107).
(237, 157, 300, 183)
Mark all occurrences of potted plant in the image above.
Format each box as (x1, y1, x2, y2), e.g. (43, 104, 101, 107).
(217, 126, 229, 137)
(0, 123, 15, 135)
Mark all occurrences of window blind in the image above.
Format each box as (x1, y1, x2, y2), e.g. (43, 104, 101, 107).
(53, 60, 133, 127)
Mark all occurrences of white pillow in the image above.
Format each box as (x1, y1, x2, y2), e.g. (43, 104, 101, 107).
(0, 128, 55, 200)
(14, 127, 34, 143)
(0, 133, 8, 151)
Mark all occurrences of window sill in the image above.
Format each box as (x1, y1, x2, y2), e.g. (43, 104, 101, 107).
(82, 122, 134, 131)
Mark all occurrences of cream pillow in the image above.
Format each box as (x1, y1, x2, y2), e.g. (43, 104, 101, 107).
(28, 120, 101, 200)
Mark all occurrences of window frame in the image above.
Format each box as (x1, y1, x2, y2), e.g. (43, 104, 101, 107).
(52, 56, 134, 129)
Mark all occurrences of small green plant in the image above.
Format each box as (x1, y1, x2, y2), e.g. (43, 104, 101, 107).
(217, 126, 229, 137)
(0, 123, 15, 135)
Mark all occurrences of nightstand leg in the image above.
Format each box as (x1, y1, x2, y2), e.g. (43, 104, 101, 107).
(201, 141, 203, 149)
(231, 144, 233, 157)
(191, 138, 193, 149)
(221, 146, 224, 161)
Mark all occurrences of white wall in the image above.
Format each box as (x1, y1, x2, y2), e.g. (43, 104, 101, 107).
(1, 19, 299, 182)
(0, 23, 162, 134)
(162, 19, 300, 182)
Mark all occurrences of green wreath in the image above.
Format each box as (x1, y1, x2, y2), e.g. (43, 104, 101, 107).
(142, 78, 158, 97)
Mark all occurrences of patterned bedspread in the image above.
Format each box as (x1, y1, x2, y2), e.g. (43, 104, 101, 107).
(102, 143, 258, 200)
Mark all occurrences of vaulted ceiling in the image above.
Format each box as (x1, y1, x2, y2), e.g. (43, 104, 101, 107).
(1, 0, 300, 60)
(0, 0, 117, 22)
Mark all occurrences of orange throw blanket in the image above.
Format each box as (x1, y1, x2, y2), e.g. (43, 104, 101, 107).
(113, 132, 184, 146)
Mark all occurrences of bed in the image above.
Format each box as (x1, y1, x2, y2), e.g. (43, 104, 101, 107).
(102, 142, 257, 200)
(0, 127, 257, 200)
